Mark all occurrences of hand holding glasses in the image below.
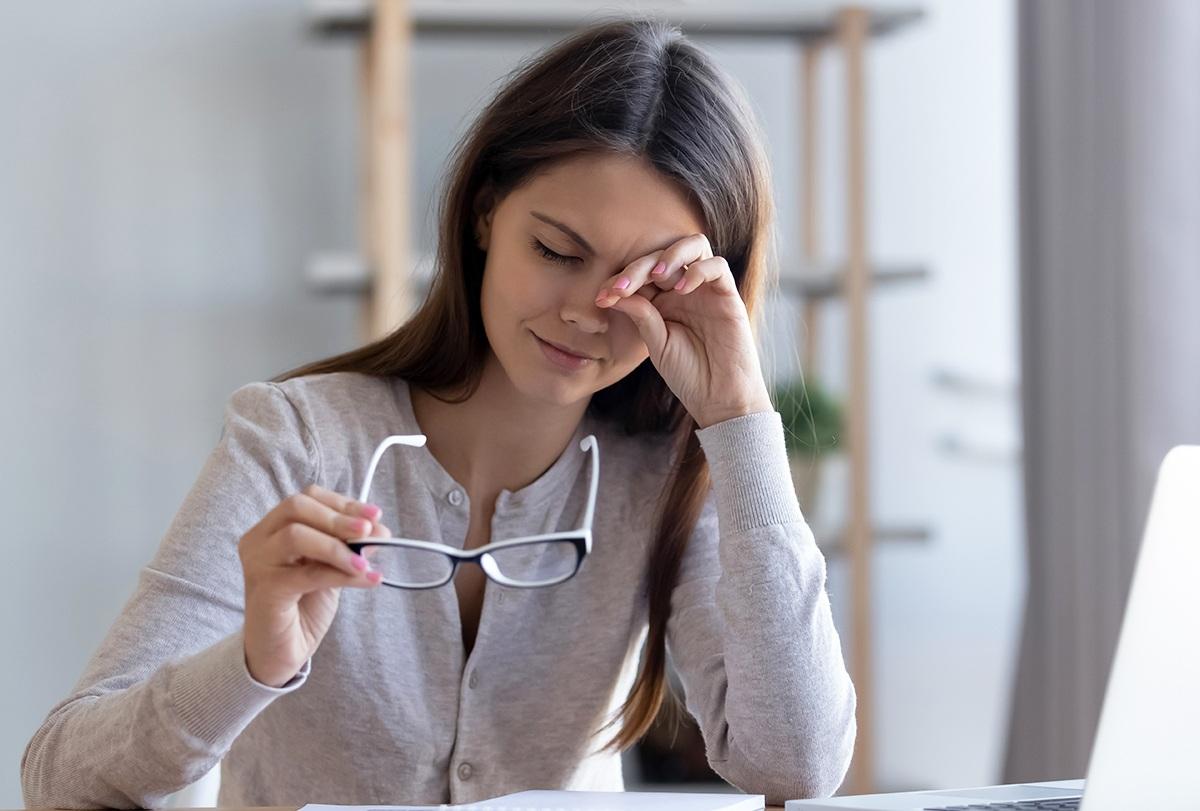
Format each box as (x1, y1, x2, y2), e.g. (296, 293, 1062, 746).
(348, 433, 600, 590)
(238, 482, 392, 688)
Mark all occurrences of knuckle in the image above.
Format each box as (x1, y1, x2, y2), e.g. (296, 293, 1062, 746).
(281, 523, 305, 546)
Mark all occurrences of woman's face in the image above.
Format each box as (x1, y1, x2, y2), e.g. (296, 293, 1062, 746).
(476, 152, 706, 407)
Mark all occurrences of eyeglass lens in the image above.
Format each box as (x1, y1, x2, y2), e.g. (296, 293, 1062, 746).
(363, 539, 581, 588)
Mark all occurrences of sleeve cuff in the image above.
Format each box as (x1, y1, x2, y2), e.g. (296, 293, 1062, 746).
(695, 409, 805, 534)
(168, 628, 311, 750)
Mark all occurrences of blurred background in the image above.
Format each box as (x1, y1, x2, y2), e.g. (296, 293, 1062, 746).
(2, 0, 1197, 807)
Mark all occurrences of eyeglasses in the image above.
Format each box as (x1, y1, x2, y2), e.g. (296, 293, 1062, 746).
(346, 432, 599, 589)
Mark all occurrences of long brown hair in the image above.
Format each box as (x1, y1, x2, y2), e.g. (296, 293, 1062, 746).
(273, 15, 778, 753)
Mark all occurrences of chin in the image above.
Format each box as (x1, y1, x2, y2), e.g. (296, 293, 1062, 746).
(504, 352, 596, 408)
(523, 368, 594, 407)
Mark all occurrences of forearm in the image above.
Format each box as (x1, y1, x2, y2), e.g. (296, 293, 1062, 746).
(21, 628, 307, 810)
(681, 410, 857, 801)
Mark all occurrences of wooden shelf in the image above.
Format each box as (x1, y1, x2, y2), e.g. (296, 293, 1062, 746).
(309, 0, 924, 40)
(305, 252, 928, 299)
(780, 263, 928, 299)
(816, 523, 931, 557)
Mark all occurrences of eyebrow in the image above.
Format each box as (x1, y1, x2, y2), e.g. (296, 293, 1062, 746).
(530, 211, 595, 256)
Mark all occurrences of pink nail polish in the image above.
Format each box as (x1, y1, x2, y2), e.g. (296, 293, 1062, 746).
(363, 504, 381, 519)
(613, 277, 630, 290)
(651, 262, 667, 275)
(351, 555, 367, 571)
(674, 278, 686, 290)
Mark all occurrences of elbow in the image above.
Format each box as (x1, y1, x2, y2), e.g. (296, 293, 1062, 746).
(20, 721, 78, 810)
(21, 735, 122, 811)
(789, 708, 857, 800)
(787, 663, 858, 799)
(20, 707, 168, 810)
(712, 735, 854, 805)
(21, 730, 91, 810)
(714, 682, 858, 804)
(794, 672, 858, 798)
(714, 727, 855, 805)
(23, 749, 167, 811)
(21, 736, 45, 809)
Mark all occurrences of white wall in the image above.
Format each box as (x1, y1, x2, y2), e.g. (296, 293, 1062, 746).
(0, 3, 362, 806)
(0, 1, 1017, 804)
(837, 0, 1021, 789)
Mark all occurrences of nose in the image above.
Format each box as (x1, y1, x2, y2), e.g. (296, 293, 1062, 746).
(561, 283, 609, 334)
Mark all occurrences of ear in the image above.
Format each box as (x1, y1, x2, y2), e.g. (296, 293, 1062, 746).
(472, 184, 496, 251)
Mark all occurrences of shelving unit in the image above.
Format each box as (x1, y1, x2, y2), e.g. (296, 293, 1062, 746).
(305, 0, 925, 794)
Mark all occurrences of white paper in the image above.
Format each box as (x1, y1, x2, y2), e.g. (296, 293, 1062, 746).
(301, 789, 765, 811)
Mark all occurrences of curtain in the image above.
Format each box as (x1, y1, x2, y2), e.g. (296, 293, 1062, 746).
(1006, 0, 1200, 781)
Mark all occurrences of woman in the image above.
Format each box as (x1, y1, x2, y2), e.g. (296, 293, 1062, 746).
(21, 17, 855, 809)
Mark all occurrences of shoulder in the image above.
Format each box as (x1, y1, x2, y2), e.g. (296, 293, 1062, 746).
(227, 372, 405, 483)
(268, 370, 397, 424)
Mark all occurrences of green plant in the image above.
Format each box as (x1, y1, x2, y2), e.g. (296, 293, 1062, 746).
(771, 376, 843, 457)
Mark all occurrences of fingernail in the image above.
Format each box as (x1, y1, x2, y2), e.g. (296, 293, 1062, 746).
(651, 262, 666, 275)
(613, 277, 630, 290)
(351, 554, 368, 572)
(674, 278, 686, 290)
(362, 503, 381, 519)
(366, 571, 383, 584)
(354, 519, 371, 534)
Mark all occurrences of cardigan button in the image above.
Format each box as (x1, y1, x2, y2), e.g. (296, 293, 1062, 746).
(457, 762, 474, 781)
(447, 489, 464, 506)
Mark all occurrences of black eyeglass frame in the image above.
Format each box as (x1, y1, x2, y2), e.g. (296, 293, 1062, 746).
(347, 433, 599, 590)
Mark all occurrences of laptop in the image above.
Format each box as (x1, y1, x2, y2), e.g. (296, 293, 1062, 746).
(788, 445, 1200, 811)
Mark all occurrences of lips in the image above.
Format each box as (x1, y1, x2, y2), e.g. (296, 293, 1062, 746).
(537, 334, 595, 360)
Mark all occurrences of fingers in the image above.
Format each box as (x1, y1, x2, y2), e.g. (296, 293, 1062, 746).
(272, 559, 383, 595)
(671, 256, 736, 295)
(243, 497, 392, 600)
(594, 233, 735, 307)
(594, 253, 663, 307)
(258, 486, 380, 539)
(361, 518, 392, 561)
(607, 293, 668, 356)
(302, 482, 384, 523)
(270, 522, 374, 578)
(645, 232, 713, 293)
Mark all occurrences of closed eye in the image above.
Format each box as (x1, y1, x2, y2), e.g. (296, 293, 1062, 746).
(530, 237, 579, 266)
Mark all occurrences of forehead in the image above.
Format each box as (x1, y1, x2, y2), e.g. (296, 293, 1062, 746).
(507, 153, 707, 260)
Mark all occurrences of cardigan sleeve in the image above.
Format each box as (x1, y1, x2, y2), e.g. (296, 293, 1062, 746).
(664, 409, 857, 805)
(21, 382, 317, 810)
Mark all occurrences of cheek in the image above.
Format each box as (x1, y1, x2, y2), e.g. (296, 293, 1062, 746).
(481, 257, 542, 329)
(498, 247, 564, 300)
